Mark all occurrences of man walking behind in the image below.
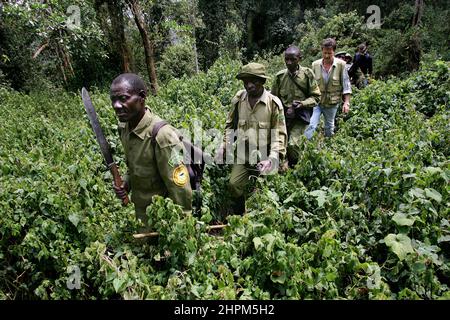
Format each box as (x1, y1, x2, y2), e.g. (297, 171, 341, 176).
(217, 63, 287, 215)
(304, 38, 351, 139)
(271, 45, 321, 167)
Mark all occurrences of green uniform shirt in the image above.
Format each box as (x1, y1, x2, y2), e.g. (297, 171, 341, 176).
(119, 109, 192, 211)
(223, 89, 287, 164)
(271, 66, 321, 109)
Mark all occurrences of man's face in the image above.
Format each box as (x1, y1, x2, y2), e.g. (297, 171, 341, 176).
(284, 51, 300, 73)
(110, 81, 145, 123)
(321, 47, 335, 63)
(242, 76, 265, 98)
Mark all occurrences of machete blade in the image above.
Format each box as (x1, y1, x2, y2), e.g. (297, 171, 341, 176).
(81, 87, 114, 166)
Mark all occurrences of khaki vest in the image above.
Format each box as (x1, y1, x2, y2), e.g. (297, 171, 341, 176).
(312, 59, 345, 106)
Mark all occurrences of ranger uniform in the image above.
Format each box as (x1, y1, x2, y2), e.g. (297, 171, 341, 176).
(221, 63, 287, 213)
(271, 66, 321, 164)
(119, 108, 192, 230)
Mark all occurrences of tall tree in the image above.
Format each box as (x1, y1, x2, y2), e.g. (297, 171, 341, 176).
(103, 0, 132, 73)
(408, 0, 424, 71)
(126, 0, 159, 95)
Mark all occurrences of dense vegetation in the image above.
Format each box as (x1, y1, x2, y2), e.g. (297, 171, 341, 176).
(1, 1, 449, 91)
(1, 58, 448, 299)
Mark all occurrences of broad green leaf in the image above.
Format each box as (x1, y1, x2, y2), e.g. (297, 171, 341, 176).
(438, 235, 450, 243)
(113, 278, 126, 293)
(424, 167, 442, 175)
(79, 178, 87, 189)
(187, 252, 196, 266)
(326, 272, 337, 281)
(310, 190, 326, 207)
(262, 234, 276, 252)
(68, 213, 80, 227)
(425, 188, 442, 203)
(190, 285, 201, 298)
(412, 262, 426, 273)
(384, 233, 414, 260)
(253, 237, 263, 250)
(270, 272, 286, 284)
(409, 188, 424, 199)
(392, 212, 415, 226)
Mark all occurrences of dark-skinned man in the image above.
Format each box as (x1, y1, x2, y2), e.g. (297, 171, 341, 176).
(110, 73, 192, 232)
(217, 63, 287, 215)
(335, 51, 366, 89)
(271, 45, 321, 168)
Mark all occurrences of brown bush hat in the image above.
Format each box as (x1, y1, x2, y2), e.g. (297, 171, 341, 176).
(236, 63, 270, 80)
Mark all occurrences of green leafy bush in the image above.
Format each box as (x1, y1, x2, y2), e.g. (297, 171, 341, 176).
(0, 59, 448, 300)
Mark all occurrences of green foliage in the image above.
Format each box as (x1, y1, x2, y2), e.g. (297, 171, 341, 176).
(0, 1, 108, 91)
(1, 57, 449, 300)
(293, 10, 375, 69)
(157, 42, 198, 83)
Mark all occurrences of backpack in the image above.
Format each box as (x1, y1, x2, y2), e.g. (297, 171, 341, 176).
(151, 121, 206, 191)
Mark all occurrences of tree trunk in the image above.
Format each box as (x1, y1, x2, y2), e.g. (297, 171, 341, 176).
(127, 0, 159, 96)
(412, 0, 424, 27)
(188, 0, 200, 74)
(408, 0, 424, 71)
(106, 0, 132, 73)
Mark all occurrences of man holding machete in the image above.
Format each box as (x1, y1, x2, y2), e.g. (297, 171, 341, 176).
(110, 73, 192, 232)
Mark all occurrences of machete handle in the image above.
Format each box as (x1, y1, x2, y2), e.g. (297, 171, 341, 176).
(109, 163, 129, 206)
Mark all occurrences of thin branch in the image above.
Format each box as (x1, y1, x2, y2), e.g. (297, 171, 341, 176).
(32, 41, 49, 59)
(133, 224, 228, 239)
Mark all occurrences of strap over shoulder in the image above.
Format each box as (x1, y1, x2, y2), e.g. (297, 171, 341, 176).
(151, 121, 169, 143)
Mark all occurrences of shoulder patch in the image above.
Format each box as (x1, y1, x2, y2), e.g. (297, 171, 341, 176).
(173, 164, 189, 187)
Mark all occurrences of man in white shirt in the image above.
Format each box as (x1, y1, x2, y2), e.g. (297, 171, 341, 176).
(305, 38, 352, 139)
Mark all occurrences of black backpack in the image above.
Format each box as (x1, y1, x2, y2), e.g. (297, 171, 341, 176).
(151, 121, 207, 191)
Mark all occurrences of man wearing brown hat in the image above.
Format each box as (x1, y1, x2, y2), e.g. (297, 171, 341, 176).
(216, 62, 287, 215)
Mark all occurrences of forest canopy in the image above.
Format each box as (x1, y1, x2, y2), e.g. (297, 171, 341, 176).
(0, 0, 449, 92)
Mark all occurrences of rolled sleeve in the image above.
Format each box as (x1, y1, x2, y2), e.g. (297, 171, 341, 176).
(342, 68, 352, 95)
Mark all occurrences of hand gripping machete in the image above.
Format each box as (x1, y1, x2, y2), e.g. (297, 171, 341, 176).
(81, 87, 129, 205)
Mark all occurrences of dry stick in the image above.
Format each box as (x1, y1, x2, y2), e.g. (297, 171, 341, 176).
(133, 224, 228, 239)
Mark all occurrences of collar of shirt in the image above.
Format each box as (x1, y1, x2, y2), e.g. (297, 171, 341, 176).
(126, 108, 154, 140)
(320, 58, 338, 73)
(240, 88, 269, 106)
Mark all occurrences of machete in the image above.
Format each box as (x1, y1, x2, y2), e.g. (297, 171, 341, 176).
(81, 87, 129, 205)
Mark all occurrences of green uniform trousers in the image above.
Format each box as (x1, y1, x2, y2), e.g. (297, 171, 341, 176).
(135, 205, 151, 233)
(287, 121, 308, 164)
(229, 164, 260, 198)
